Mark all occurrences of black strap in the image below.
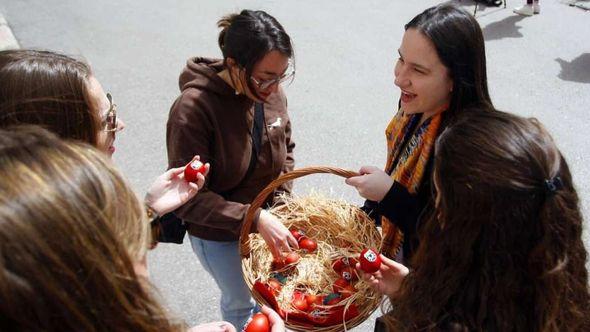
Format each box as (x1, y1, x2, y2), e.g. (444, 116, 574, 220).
(246, 102, 264, 176)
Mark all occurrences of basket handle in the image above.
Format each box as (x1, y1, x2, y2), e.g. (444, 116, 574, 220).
(240, 166, 359, 258)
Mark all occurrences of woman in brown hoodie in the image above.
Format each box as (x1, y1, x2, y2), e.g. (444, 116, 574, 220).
(167, 10, 296, 330)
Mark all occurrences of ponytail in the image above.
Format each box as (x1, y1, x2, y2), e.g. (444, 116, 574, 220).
(217, 13, 238, 53)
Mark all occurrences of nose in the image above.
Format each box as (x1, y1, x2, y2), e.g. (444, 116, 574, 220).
(394, 64, 409, 89)
(266, 81, 280, 94)
(116, 117, 126, 132)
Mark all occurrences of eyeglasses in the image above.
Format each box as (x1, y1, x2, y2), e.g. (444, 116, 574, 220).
(250, 66, 295, 91)
(102, 93, 118, 132)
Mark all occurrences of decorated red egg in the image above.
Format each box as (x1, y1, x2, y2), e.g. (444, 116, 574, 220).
(184, 160, 207, 183)
(359, 248, 382, 273)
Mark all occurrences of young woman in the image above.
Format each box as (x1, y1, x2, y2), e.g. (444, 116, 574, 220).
(0, 49, 205, 228)
(346, 3, 493, 261)
(0, 127, 285, 332)
(167, 10, 297, 329)
(360, 109, 590, 331)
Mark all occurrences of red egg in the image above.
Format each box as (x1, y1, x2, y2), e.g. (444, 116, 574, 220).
(298, 237, 317, 253)
(244, 312, 270, 332)
(340, 284, 356, 299)
(289, 228, 305, 241)
(267, 278, 282, 296)
(340, 266, 359, 282)
(305, 293, 321, 306)
(332, 277, 350, 293)
(292, 297, 309, 312)
(271, 258, 285, 270)
(284, 252, 300, 265)
(359, 248, 382, 273)
(184, 160, 207, 183)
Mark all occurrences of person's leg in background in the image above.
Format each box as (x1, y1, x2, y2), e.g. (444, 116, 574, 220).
(189, 236, 257, 330)
(514, 0, 540, 16)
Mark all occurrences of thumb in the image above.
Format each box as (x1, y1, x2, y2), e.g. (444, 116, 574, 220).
(359, 165, 379, 175)
(379, 254, 407, 272)
(345, 175, 362, 187)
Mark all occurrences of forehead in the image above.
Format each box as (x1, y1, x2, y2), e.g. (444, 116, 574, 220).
(252, 50, 290, 75)
(400, 28, 445, 69)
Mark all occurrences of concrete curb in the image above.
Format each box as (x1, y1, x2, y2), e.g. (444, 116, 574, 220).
(0, 12, 20, 50)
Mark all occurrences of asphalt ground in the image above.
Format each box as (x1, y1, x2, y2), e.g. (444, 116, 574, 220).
(1, 1, 589, 330)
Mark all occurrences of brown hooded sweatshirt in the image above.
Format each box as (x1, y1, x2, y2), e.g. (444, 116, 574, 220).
(166, 57, 295, 242)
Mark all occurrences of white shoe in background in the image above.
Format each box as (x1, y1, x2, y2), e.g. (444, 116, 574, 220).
(514, 4, 535, 16)
(533, 2, 541, 13)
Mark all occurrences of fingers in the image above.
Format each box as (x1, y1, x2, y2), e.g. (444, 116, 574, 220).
(359, 165, 379, 175)
(287, 233, 299, 249)
(379, 254, 408, 273)
(167, 166, 186, 178)
(345, 175, 362, 187)
(202, 163, 211, 177)
(261, 306, 285, 332)
(195, 172, 206, 188)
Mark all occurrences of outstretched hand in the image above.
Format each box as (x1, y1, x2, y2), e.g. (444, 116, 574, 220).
(145, 155, 210, 216)
(261, 305, 285, 332)
(187, 321, 236, 332)
(356, 254, 409, 298)
(345, 166, 393, 202)
(257, 209, 299, 259)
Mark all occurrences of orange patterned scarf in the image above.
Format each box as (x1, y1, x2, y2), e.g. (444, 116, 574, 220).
(380, 108, 443, 258)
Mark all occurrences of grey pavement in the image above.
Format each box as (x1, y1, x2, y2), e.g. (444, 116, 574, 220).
(1, 0, 589, 330)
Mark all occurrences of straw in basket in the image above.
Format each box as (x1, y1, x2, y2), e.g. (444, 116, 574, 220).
(240, 166, 389, 331)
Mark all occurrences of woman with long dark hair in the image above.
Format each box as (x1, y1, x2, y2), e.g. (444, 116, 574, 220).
(0, 49, 206, 231)
(0, 127, 285, 332)
(361, 109, 590, 331)
(346, 3, 492, 261)
(167, 10, 297, 329)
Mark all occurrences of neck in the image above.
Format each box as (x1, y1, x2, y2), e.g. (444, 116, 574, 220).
(218, 69, 236, 90)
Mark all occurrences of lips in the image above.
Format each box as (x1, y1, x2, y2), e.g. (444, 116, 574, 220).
(400, 90, 416, 103)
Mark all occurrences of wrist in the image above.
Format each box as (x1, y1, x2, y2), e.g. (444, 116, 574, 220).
(145, 203, 160, 220)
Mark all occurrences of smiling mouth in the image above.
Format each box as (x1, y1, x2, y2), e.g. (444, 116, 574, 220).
(400, 90, 416, 103)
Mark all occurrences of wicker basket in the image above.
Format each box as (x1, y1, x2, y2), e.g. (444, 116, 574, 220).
(240, 166, 384, 331)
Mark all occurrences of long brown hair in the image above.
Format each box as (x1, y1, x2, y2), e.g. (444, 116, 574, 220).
(0, 49, 100, 145)
(217, 9, 294, 100)
(0, 126, 184, 331)
(386, 110, 589, 330)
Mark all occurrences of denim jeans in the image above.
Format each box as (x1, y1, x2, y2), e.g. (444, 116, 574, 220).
(189, 235, 257, 330)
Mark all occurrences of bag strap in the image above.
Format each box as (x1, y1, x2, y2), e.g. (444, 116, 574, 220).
(246, 102, 264, 176)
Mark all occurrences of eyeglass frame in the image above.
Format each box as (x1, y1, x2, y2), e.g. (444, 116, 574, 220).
(249, 63, 295, 91)
(102, 93, 118, 132)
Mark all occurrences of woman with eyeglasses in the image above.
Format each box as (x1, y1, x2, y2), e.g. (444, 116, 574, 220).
(0, 126, 287, 332)
(0, 49, 206, 244)
(167, 9, 296, 330)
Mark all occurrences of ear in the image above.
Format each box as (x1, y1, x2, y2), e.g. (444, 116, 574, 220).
(226, 57, 237, 68)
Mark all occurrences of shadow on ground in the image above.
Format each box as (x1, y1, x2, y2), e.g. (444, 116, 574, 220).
(556, 53, 590, 84)
(482, 15, 527, 41)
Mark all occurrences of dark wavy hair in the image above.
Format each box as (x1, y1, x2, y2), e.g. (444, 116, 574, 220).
(217, 9, 294, 99)
(385, 109, 590, 331)
(405, 3, 492, 116)
(0, 50, 100, 145)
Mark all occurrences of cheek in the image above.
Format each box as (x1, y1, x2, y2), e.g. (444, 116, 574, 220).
(96, 131, 109, 151)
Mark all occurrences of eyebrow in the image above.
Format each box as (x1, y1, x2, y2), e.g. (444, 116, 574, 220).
(398, 49, 431, 72)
